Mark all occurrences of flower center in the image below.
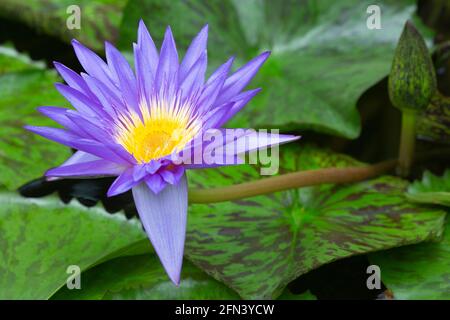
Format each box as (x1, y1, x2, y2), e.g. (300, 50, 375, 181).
(115, 100, 200, 164)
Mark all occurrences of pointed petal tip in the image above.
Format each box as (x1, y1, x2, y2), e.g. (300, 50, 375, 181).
(200, 23, 209, 34)
(71, 39, 83, 49)
(23, 125, 34, 132)
(106, 189, 118, 197)
(169, 273, 181, 286)
(53, 61, 62, 69)
(132, 177, 187, 290)
(259, 51, 271, 61)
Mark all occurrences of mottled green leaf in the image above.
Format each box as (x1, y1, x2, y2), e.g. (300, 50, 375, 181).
(52, 254, 240, 300)
(417, 93, 450, 144)
(183, 145, 446, 299)
(0, 0, 126, 50)
(406, 170, 450, 207)
(120, 0, 431, 138)
(0, 193, 146, 299)
(0, 65, 71, 191)
(369, 218, 450, 299)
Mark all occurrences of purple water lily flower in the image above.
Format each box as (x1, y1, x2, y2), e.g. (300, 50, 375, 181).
(26, 21, 298, 285)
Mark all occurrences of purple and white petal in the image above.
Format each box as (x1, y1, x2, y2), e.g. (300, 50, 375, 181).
(107, 167, 138, 196)
(214, 51, 270, 106)
(46, 159, 126, 178)
(132, 174, 188, 285)
(179, 24, 208, 81)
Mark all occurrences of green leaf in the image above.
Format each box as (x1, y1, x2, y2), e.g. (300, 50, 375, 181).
(0, 65, 72, 191)
(0, 0, 127, 51)
(0, 45, 45, 74)
(369, 218, 450, 299)
(417, 93, 450, 144)
(183, 145, 446, 299)
(52, 254, 240, 300)
(406, 170, 450, 207)
(120, 0, 431, 138)
(0, 193, 146, 299)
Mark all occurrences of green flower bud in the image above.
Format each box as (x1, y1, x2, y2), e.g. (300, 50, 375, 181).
(388, 21, 437, 113)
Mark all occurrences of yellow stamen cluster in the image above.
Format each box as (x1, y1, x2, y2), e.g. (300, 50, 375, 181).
(115, 98, 200, 164)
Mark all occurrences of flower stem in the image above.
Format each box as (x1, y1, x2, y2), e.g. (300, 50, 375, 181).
(188, 160, 397, 204)
(397, 111, 417, 177)
(188, 149, 450, 204)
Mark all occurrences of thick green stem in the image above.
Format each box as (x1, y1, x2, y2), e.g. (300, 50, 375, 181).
(397, 111, 417, 177)
(188, 149, 450, 204)
(188, 160, 397, 204)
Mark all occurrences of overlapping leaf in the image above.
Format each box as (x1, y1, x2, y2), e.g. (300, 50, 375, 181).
(0, 193, 146, 299)
(0, 51, 71, 191)
(407, 170, 450, 207)
(52, 254, 240, 300)
(183, 145, 446, 299)
(417, 93, 450, 144)
(0, 0, 126, 50)
(0, 45, 45, 74)
(120, 0, 431, 138)
(369, 218, 450, 299)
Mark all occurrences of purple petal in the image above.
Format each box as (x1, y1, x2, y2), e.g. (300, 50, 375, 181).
(214, 51, 270, 106)
(25, 125, 83, 148)
(55, 84, 103, 118)
(201, 104, 232, 130)
(107, 167, 137, 196)
(137, 20, 159, 75)
(155, 26, 179, 91)
(179, 24, 208, 81)
(196, 57, 234, 115)
(64, 111, 110, 141)
(213, 88, 261, 127)
(46, 151, 100, 181)
(46, 159, 126, 178)
(37, 106, 80, 133)
(53, 62, 93, 98)
(145, 160, 162, 174)
(71, 138, 132, 165)
(160, 166, 185, 185)
(145, 173, 167, 194)
(82, 74, 121, 119)
(105, 42, 139, 113)
(71, 39, 118, 89)
(132, 174, 188, 285)
(218, 130, 300, 156)
(180, 52, 207, 99)
(60, 151, 100, 166)
(135, 20, 159, 101)
(132, 164, 148, 181)
(25, 125, 128, 165)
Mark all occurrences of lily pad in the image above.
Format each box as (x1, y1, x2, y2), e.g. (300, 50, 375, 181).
(52, 254, 240, 300)
(406, 170, 450, 207)
(0, 66, 72, 191)
(120, 0, 431, 138)
(0, 193, 146, 299)
(183, 145, 446, 299)
(0, 45, 45, 74)
(369, 218, 450, 299)
(417, 93, 450, 144)
(0, 0, 126, 50)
